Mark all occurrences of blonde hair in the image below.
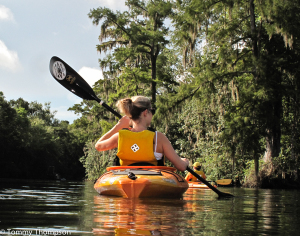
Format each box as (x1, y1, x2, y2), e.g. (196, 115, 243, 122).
(116, 96, 151, 120)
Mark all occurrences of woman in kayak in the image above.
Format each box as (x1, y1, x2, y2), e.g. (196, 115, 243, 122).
(95, 96, 189, 171)
(185, 162, 206, 182)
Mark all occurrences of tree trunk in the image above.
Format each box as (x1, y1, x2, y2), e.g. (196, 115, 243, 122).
(264, 100, 282, 171)
(254, 152, 259, 183)
(291, 82, 299, 180)
(151, 44, 159, 107)
(151, 58, 157, 106)
(249, 0, 260, 181)
(249, 0, 258, 59)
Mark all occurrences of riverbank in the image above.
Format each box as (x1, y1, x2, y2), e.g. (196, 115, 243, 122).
(242, 172, 300, 189)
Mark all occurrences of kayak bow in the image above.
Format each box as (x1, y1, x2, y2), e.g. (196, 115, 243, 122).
(94, 166, 189, 198)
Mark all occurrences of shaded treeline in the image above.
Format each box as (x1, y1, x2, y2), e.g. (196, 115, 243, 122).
(0, 92, 85, 180)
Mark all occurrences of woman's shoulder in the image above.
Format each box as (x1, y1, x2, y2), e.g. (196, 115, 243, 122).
(155, 130, 164, 136)
(155, 131, 169, 142)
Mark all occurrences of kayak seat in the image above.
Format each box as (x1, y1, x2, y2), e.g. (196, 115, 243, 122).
(113, 156, 165, 167)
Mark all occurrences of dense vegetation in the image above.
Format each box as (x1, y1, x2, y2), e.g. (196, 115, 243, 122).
(0, 92, 85, 180)
(1, 0, 300, 187)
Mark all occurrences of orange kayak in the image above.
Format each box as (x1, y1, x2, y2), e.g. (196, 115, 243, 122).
(216, 179, 233, 186)
(94, 166, 189, 198)
(188, 181, 217, 189)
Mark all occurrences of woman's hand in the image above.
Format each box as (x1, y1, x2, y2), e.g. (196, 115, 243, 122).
(95, 116, 131, 152)
(181, 158, 189, 167)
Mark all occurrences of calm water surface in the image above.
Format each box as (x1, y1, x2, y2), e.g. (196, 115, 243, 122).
(0, 179, 299, 235)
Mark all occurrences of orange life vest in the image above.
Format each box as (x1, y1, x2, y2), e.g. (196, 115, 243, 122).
(185, 170, 206, 182)
(116, 129, 157, 166)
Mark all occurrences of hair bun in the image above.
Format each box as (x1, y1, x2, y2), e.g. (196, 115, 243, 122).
(116, 96, 151, 120)
(123, 98, 132, 104)
(116, 98, 132, 117)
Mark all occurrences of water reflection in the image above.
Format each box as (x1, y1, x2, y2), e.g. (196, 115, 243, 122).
(93, 196, 184, 235)
(0, 180, 93, 235)
(92, 187, 300, 236)
(1, 180, 300, 236)
(92, 188, 219, 235)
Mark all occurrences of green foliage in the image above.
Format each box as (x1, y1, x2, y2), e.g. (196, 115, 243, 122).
(73, 0, 300, 184)
(57, 1, 299, 184)
(0, 94, 85, 180)
(88, 0, 174, 105)
(162, 98, 235, 181)
(80, 141, 117, 180)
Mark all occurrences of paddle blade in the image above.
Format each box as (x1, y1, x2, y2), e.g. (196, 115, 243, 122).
(49, 56, 100, 102)
(49, 56, 122, 119)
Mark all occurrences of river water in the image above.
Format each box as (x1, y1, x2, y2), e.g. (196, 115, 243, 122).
(0, 179, 299, 236)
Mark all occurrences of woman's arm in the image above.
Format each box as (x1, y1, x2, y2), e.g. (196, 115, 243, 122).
(95, 133, 119, 151)
(95, 116, 130, 152)
(159, 133, 189, 171)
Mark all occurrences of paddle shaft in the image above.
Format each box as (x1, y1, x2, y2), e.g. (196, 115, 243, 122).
(86, 93, 122, 119)
(186, 166, 234, 198)
(101, 101, 122, 119)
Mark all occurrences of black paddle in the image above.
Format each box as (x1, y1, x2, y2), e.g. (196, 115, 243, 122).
(186, 167, 234, 198)
(49, 56, 234, 198)
(49, 56, 121, 119)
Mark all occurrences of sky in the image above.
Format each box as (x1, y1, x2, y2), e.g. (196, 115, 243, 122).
(0, 0, 126, 123)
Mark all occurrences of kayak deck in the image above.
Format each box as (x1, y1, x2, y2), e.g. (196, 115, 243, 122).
(94, 166, 188, 198)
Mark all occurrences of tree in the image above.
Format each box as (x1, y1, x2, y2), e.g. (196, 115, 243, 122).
(170, 0, 300, 185)
(0, 93, 85, 180)
(88, 0, 175, 106)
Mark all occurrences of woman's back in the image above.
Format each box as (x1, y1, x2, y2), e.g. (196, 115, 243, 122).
(95, 95, 189, 172)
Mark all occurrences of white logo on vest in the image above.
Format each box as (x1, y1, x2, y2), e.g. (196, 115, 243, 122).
(131, 144, 140, 152)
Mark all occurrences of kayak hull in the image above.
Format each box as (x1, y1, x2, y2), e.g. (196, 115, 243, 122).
(188, 181, 217, 189)
(94, 166, 189, 198)
(216, 179, 233, 186)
